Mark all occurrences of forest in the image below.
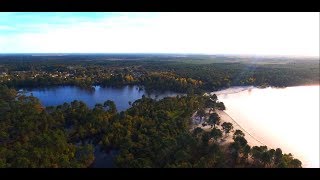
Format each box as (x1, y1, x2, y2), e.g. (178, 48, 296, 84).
(0, 54, 315, 168)
(0, 85, 302, 168)
(0, 54, 318, 93)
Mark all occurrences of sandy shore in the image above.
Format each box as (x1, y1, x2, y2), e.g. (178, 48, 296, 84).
(191, 109, 267, 148)
(215, 110, 267, 147)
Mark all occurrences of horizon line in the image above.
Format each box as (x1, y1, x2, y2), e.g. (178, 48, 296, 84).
(0, 52, 318, 59)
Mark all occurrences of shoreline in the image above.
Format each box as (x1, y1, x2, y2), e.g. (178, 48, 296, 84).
(215, 110, 271, 148)
(210, 86, 320, 168)
(205, 84, 320, 97)
(191, 108, 269, 148)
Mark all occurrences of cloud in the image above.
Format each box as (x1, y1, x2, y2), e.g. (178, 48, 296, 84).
(0, 25, 15, 30)
(0, 12, 318, 57)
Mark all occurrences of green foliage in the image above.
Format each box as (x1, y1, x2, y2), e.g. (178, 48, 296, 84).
(1, 57, 318, 94)
(0, 85, 302, 168)
(221, 122, 233, 135)
(207, 113, 221, 128)
(209, 128, 223, 142)
(0, 86, 95, 168)
(197, 108, 206, 118)
(0, 56, 314, 168)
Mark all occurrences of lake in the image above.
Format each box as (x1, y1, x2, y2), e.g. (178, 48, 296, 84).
(214, 85, 319, 168)
(21, 85, 182, 111)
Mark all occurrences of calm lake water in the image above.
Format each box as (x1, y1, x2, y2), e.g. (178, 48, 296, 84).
(22, 85, 181, 111)
(214, 85, 319, 168)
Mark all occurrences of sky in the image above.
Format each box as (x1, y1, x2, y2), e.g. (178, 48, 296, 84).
(0, 12, 319, 57)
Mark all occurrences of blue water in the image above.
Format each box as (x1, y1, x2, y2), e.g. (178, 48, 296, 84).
(21, 85, 181, 112)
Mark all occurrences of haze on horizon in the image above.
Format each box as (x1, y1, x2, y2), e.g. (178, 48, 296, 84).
(0, 12, 319, 58)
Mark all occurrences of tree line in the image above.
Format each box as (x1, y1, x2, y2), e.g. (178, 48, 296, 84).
(1, 59, 318, 93)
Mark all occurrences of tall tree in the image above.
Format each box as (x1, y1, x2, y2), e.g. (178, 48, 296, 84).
(221, 122, 233, 136)
(210, 128, 223, 143)
(197, 108, 206, 121)
(207, 113, 221, 128)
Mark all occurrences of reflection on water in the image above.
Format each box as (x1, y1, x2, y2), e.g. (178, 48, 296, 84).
(215, 85, 319, 168)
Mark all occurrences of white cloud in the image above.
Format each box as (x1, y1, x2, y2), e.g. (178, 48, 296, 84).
(0, 25, 14, 30)
(0, 12, 318, 57)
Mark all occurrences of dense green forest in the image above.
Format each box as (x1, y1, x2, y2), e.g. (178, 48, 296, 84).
(0, 55, 318, 93)
(0, 85, 302, 168)
(0, 55, 314, 168)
